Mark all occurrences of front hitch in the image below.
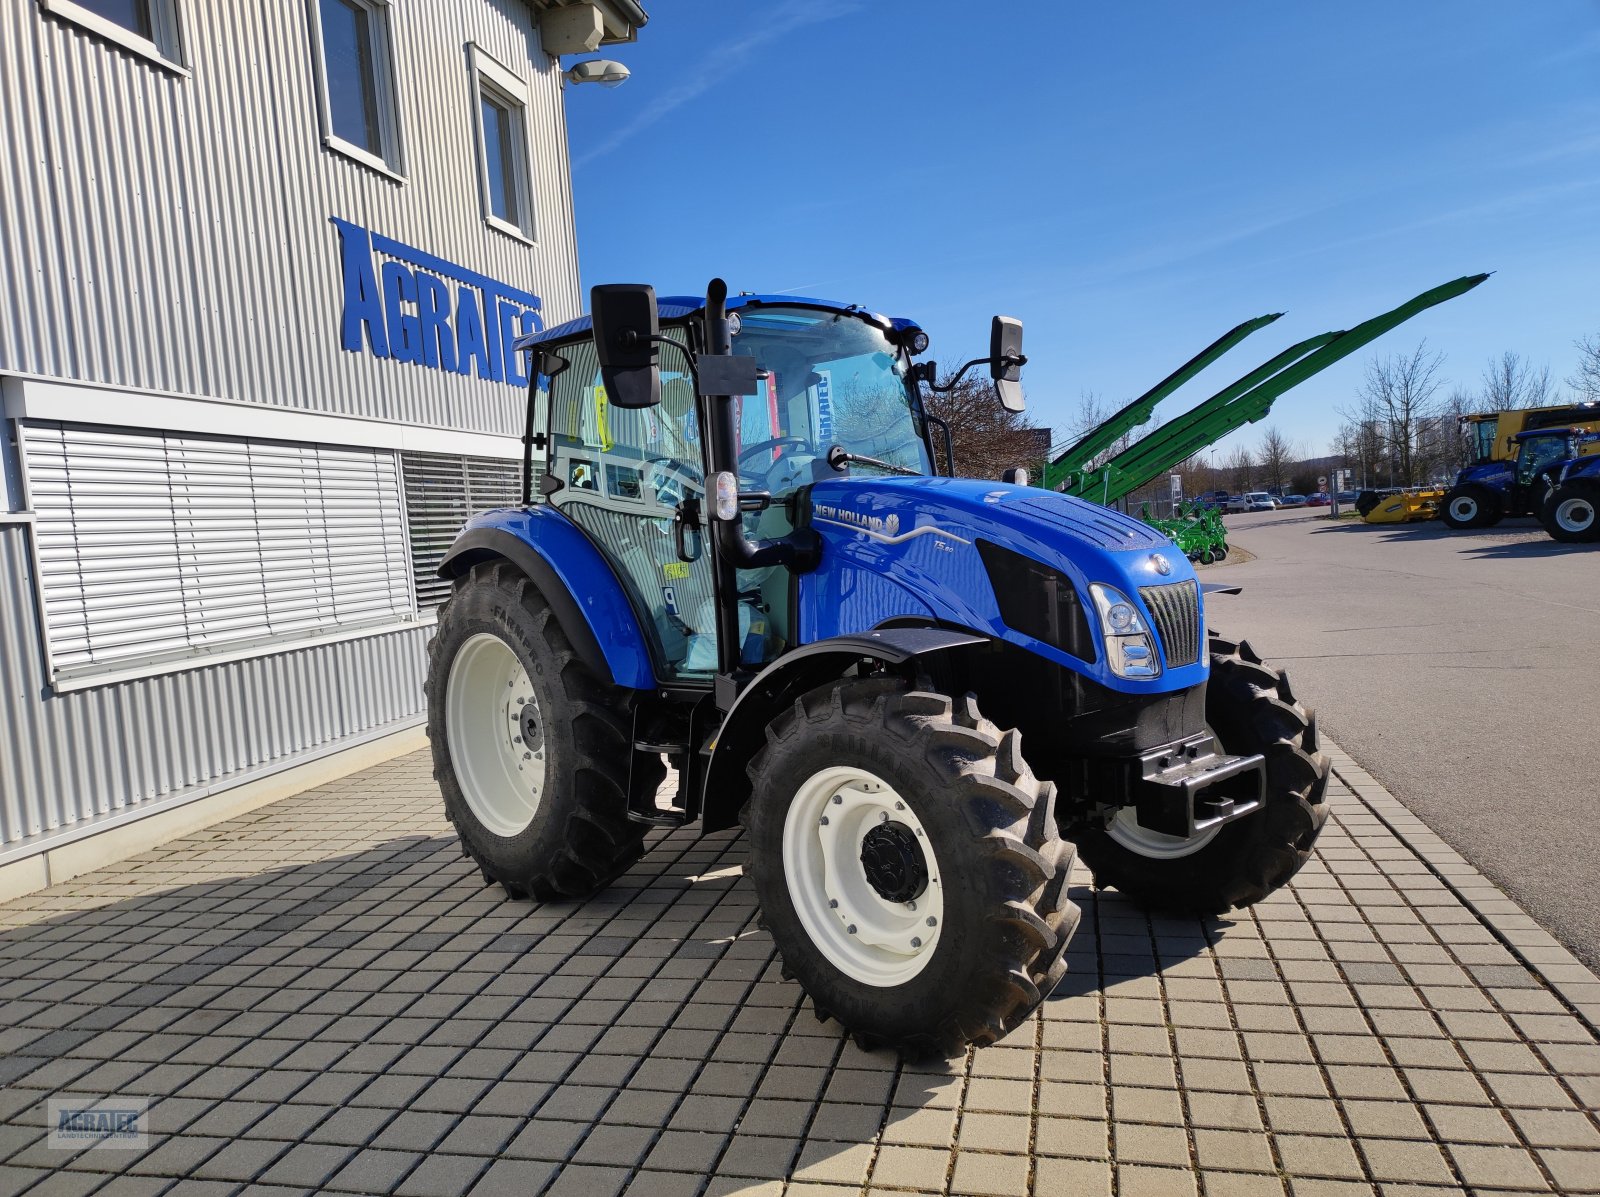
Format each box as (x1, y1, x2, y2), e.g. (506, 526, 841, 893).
(1131, 733, 1264, 838)
(1065, 732, 1264, 839)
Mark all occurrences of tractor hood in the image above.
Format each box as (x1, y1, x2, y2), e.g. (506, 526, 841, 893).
(1455, 461, 1513, 489)
(797, 477, 1205, 695)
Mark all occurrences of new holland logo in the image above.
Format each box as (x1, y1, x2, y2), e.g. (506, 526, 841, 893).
(814, 504, 899, 536)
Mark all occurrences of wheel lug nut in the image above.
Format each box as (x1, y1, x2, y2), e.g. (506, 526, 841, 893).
(926, 916, 937, 927)
(879, 811, 889, 823)
(829, 899, 839, 909)
(907, 900, 917, 911)
(846, 925, 857, 935)
(819, 816, 829, 826)
(895, 801, 905, 810)
(911, 937, 922, 948)
(523, 752, 531, 760)
(832, 794, 842, 804)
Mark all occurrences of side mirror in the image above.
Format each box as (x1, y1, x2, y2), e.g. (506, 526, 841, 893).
(591, 283, 660, 408)
(990, 315, 1024, 413)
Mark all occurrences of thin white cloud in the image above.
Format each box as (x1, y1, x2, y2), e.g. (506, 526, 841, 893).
(573, 1, 860, 169)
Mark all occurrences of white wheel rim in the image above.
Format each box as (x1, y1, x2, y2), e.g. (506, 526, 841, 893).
(1556, 497, 1594, 533)
(781, 766, 944, 987)
(1106, 806, 1222, 860)
(1449, 496, 1477, 521)
(445, 633, 545, 838)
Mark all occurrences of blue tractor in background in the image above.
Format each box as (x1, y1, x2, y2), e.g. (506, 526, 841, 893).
(425, 280, 1329, 1056)
(1440, 426, 1600, 530)
(1539, 448, 1600, 543)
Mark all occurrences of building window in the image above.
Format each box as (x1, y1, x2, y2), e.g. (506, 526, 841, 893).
(21, 422, 414, 685)
(311, 0, 403, 177)
(471, 46, 535, 240)
(38, 0, 185, 69)
(402, 452, 524, 610)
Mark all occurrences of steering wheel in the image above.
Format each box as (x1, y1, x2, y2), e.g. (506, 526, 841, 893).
(737, 435, 813, 474)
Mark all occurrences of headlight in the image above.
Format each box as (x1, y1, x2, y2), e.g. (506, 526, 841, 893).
(1089, 583, 1161, 679)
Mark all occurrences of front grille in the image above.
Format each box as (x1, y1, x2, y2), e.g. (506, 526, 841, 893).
(1139, 580, 1201, 668)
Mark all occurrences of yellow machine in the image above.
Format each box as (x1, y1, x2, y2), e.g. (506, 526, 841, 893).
(1462, 402, 1600, 465)
(1363, 487, 1445, 524)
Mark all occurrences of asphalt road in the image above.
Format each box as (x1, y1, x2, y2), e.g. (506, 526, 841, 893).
(1206, 507, 1600, 970)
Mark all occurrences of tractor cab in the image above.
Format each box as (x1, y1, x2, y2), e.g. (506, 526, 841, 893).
(523, 295, 944, 683)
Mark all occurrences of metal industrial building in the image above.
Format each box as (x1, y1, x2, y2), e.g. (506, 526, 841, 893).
(0, 0, 646, 894)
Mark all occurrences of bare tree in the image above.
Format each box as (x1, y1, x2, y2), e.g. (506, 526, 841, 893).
(1225, 444, 1255, 492)
(1332, 411, 1384, 488)
(1569, 332, 1600, 403)
(1346, 343, 1447, 486)
(1481, 351, 1553, 411)
(922, 371, 1051, 480)
(1257, 425, 1295, 494)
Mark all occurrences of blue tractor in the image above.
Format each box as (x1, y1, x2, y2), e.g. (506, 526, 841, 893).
(426, 280, 1329, 1056)
(1440, 426, 1596, 530)
(1539, 447, 1600, 543)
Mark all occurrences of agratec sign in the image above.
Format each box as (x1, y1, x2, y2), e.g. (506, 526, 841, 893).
(332, 218, 543, 387)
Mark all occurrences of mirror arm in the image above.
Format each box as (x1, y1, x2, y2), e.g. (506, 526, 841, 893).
(925, 354, 1027, 393)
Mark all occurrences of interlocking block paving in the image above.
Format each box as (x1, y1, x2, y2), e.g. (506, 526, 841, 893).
(0, 739, 1596, 1195)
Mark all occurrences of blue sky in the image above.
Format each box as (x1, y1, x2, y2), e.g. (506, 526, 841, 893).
(563, 1, 1600, 463)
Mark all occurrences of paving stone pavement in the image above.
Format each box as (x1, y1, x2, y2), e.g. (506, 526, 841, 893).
(1, 741, 1598, 1196)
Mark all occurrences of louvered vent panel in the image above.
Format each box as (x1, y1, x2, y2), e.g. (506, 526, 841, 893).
(402, 452, 523, 610)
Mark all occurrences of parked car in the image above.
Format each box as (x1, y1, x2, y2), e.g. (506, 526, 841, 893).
(1243, 492, 1277, 512)
(1280, 494, 1307, 508)
(1304, 492, 1331, 507)
(1222, 494, 1247, 513)
(1335, 490, 1359, 504)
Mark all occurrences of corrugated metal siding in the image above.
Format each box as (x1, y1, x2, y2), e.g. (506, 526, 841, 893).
(0, 0, 579, 438)
(0, 523, 427, 849)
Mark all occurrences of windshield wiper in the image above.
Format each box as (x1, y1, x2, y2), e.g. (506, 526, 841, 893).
(826, 445, 920, 477)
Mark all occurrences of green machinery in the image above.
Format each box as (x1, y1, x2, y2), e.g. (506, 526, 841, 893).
(1140, 500, 1230, 563)
(1038, 275, 1489, 505)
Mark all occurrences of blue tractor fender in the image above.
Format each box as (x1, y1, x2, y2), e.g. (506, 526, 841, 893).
(436, 508, 657, 690)
(698, 625, 987, 833)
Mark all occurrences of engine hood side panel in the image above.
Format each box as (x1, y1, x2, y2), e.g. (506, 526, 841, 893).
(797, 477, 1205, 695)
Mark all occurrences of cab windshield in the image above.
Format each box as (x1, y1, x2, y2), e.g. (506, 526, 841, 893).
(1516, 435, 1572, 483)
(729, 305, 930, 491)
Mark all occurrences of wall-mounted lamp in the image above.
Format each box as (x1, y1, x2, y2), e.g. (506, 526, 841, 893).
(565, 59, 630, 88)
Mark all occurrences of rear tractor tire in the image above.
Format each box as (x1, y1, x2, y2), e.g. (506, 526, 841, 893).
(425, 562, 661, 901)
(1440, 484, 1503, 530)
(743, 677, 1080, 1059)
(1074, 634, 1330, 915)
(1540, 480, 1600, 544)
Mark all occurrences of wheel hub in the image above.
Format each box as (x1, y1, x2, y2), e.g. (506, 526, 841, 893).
(859, 822, 928, 903)
(518, 703, 544, 754)
(1558, 497, 1594, 532)
(446, 633, 545, 838)
(780, 766, 944, 987)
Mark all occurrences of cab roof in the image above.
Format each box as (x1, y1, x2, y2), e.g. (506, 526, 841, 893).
(514, 293, 923, 353)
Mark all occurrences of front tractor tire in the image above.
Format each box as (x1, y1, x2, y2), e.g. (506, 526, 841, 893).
(1540, 480, 1600, 544)
(743, 678, 1080, 1059)
(1075, 635, 1330, 915)
(1440, 484, 1504, 529)
(425, 562, 661, 901)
